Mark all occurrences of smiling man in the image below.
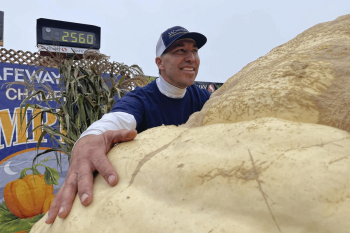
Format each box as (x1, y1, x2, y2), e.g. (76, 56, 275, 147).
(156, 38, 200, 88)
(157, 38, 199, 88)
(45, 26, 211, 224)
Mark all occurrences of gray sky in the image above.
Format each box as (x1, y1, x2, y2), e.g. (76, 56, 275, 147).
(1, 0, 349, 83)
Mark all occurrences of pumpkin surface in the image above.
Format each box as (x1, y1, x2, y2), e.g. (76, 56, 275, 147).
(185, 15, 350, 132)
(31, 120, 350, 233)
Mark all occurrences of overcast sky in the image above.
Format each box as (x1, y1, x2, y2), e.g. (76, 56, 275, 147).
(1, 0, 349, 83)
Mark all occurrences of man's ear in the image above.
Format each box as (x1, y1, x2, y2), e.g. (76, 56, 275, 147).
(155, 56, 164, 70)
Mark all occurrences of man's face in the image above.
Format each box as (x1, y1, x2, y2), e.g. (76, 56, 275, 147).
(156, 39, 200, 89)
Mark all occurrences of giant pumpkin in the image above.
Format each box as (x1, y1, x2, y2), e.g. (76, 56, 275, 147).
(31, 14, 350, 233)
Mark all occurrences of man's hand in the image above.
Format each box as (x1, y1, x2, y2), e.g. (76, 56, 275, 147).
(45, 129, 137, 224)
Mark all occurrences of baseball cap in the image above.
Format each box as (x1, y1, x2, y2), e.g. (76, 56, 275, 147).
(156, 26, 207, 57)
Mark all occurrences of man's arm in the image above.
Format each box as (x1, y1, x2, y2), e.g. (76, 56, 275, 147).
(45, 112, 137, 224)
(79, 112, 137, 138)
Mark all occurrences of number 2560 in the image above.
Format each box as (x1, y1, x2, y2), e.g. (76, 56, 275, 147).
(62, 32, 94, 44)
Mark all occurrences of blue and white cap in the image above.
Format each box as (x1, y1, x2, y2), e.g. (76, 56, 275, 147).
(156, 26, 207, 57)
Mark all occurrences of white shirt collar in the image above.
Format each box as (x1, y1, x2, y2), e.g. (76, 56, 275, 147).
(156, 75, 186, 98)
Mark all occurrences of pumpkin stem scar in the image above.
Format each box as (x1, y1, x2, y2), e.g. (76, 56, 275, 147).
(126, 130, 189, 189)
(248, 149, 282, 233)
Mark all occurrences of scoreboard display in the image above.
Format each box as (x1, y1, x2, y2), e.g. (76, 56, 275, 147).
(37, 18, 101, 50)
(42, 27, 96, 45)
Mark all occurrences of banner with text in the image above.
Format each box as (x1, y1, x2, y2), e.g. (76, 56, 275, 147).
(0, 63, 69, 230)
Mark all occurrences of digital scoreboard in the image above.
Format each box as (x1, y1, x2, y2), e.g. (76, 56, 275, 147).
(37, 18, 101, 55)
(42, 27, 96, 45)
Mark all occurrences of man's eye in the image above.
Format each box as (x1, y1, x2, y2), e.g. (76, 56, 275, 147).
(192, 49, 198, 53)
(175, 49, 186, 53)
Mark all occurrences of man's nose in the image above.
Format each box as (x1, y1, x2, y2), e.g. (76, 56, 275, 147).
(185, 51, 196, 62)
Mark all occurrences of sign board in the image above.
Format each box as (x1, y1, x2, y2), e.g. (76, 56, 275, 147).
(37, 18, 101, 55)
(0, 11, 3, 47)
(0, 62, 69, 232)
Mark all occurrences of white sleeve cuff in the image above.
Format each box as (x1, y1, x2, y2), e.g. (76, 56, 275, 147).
(74, 112, 137, 146)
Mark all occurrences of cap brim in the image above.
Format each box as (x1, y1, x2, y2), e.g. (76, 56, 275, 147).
(164, 32, 207, 53)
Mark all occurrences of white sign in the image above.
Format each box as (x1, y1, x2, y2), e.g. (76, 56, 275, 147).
(38, 44, 99, 54)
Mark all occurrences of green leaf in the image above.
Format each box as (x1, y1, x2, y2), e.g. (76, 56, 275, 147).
(0, 201, 44, 233)
(0, 201, 18, 224)
(42, 165, 60, 185)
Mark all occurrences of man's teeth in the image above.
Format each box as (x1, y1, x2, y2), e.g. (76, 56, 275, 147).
(181, 68, 194, 71)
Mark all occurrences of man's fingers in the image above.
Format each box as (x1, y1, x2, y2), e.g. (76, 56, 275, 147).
(56, 172, 79, 219)
(92, 152, 119, 187)
(45, 192, 60, 224)
(96, 130, 136, 186)
(45, 130, 136, 225)
(45, 172, 78, 224)
(105, 129, 137, 146)
(122, 129, 137, 141)
(77, 161, 95, 206)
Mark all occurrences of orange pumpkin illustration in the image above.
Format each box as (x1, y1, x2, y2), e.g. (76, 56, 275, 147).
(4, 174, 54, 219)
(3, 157, 59, 219)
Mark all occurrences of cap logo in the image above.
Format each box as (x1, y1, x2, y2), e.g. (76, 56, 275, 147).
(168, 28, 189, 38)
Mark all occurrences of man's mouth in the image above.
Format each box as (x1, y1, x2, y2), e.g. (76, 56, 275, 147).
(180, 67, 195, 71)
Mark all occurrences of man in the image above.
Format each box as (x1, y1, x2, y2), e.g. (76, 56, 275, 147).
(45, 26, 211, 224)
